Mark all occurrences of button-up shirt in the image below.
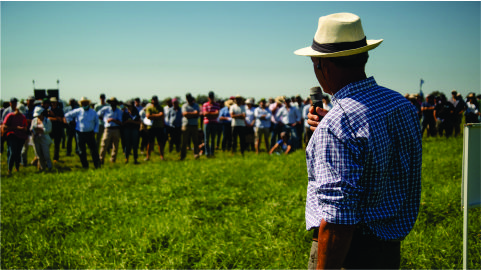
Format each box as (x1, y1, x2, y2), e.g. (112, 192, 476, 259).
(305, 77, 422, 241)
(97, 106, 123, 128)
(218, 106, 231, 124)
(65, 107, 99, 133)
(245, 106, 255, 126)
(278, 106, 301, 125)
(168, 107, 183, 128)
(254, 107, 271, 128)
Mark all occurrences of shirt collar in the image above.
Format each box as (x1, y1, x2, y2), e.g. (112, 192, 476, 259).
(333, 76, 377, 100)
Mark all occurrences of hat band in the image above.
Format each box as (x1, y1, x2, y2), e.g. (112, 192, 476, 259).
(311, 37, 367, 54)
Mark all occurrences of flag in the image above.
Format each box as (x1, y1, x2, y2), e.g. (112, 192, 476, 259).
(420, 79, 424, 87)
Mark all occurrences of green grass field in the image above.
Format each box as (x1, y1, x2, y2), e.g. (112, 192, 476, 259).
(1, 135, 480, 269)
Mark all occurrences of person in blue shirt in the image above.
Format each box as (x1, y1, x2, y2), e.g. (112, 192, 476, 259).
(268, 131, 292, 155)
(296, 13, 422, 269)
(64, 97, 101, 169)
(218, 100, 233, 151)
(97, 97, 123, 164)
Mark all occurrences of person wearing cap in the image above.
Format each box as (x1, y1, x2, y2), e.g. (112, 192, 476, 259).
(180, 93, 201, 160)
(254, 98, 271, 154)
(122, 100, 141, 164)
(202, 91, 220, 157)
(31, 106, 53, 170)
(3, 97, 28, 175)
(94, 93, 108, 149)
(47, 97, 65, 162)
(65, 97, 101, 169)
(218, 99, 233, 151)
(244, 98, 256, 151)
(167, 98, 183, 153)
(97, 97, 123, 164)
(145, 95, 165, 161)
(296, 13, 422, 269)
(230, 95, 247, 155)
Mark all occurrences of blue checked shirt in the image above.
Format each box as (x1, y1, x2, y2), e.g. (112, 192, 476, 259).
(305, 77, 422, 241)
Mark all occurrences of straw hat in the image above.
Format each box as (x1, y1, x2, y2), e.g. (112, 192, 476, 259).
(107, 97, 118, 104)
(79, 97, 91, 105)
(33, 106, 44, 117)
(294, 13, 383, 57)
(224, 99, 234, 107)
(50, 97, 58, 102)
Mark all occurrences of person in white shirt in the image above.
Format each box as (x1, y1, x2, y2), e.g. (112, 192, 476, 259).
(277, 97, 301, 150)
(244, 98, 256, 151)
(254, 98, 271, 154)
(230, 95, 246, 155)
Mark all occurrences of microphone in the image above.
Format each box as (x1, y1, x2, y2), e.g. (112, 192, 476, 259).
(310, 86, 324, 117)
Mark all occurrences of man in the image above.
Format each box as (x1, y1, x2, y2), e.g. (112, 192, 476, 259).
(254, 98, 271, 154)
(453, 93, 466, 137)
(180, 93, 200, 160)
(134, 97, 143, 113)
(295, 13, 422, 269)
(218, 99, 233, 151)
(64, 97, 100, 169)
(64, 98, 79, 156)
(47, 97, 65, 162)
(163, 97, 174, 153)
(421, 95, 437, 137)
(244, 98, 256, 151)
(202, 91, 220, 157)
(230, 95, 247, 155)
(277, 97, 301, 151)
(435, 94, 455, 138)
(167, 98, 183, 153)
(3, 98, 28, 175)
(145, 95, 165, 161)
(269, 97, 284, 148)
(20, 96, 36, 166)
(98, 97, 123, 164)
(94, 93, 108, 149)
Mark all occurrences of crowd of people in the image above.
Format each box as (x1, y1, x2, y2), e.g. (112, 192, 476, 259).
(1, 88, 479, 175)
(404, 90, 480, 138)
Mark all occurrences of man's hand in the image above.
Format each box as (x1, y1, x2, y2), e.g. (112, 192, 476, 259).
(317, 219, 355, 269)
(307, 106, 328, 131)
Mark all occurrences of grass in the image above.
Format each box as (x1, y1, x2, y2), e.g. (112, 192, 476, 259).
(1, 135, 480, 269)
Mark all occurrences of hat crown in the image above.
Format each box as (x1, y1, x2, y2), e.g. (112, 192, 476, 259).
(314, 13, 365, 44)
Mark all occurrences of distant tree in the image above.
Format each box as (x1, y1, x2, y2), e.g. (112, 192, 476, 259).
(196, 94, 208, 105)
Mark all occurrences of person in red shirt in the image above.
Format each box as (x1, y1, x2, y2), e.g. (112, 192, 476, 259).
(202, 91, 220, 157)
(3, 98, 28, 175)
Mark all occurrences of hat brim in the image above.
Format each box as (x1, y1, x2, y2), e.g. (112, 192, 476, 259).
(80, 99, 91, 104)
(294, 39, 383, 57)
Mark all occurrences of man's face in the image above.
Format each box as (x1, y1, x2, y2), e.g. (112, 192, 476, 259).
(51, 102, 58, 108)
(152, 98, 158, 105)
(260, 101, 265, 108)
(135, 100, 140, 106)
(27, 99, 35, 107)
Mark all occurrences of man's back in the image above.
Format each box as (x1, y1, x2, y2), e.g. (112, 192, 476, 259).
(306, 77, 422, 241)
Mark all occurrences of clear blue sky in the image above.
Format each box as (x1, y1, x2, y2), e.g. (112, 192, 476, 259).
(2, 1, 480, 103)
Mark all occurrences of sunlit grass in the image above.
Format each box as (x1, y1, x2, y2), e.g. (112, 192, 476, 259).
(1, 135, 480, 268)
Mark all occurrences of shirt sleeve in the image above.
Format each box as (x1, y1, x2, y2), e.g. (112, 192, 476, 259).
(306, 127, 365, 225)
